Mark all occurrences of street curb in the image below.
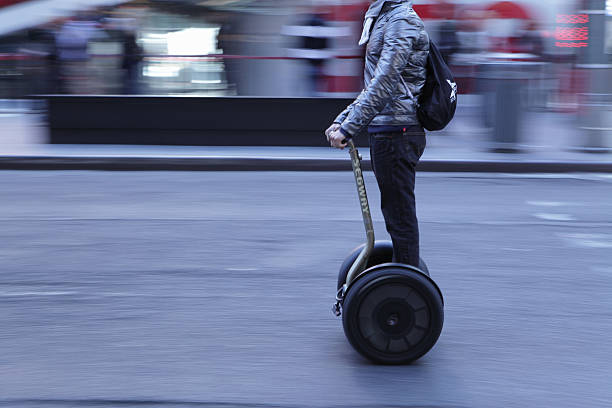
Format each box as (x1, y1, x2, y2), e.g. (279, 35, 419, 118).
(1, 155, 612, 172)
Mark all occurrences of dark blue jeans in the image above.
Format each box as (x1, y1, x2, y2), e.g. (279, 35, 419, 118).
(369, 130, 426, 267)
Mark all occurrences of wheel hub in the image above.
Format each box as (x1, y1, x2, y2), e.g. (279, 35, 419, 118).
(386, 314, 399, 326)
(375, 298, 415, 336)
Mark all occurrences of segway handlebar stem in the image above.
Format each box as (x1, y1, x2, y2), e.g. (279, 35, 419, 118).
(344, 139, 375, 288)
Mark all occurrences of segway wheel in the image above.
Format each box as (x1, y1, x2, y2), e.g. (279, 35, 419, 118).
(342, 266, 443, 364)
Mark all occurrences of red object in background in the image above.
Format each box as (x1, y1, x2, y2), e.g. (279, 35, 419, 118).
(316, 1, 369, 22)
(486, 1, 531, 19)
(324, 75, 363, 93)
(556, 14, 589, 24)
(555, 42, 588, 47)
(413, 3, 439, 20)
(555, 14, 590, 48)
(556, 26, 589, 41)
(0, 0, 30, 8)
(413, 1, 456, 20)
(315, 1, 369, 95)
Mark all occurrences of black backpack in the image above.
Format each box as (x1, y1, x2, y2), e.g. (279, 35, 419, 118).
(417, 40, 457, 131)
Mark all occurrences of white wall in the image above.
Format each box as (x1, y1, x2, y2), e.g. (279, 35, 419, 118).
(0, 0, 130, 36)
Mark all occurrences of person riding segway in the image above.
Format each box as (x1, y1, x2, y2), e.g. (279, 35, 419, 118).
(326, 0, 456, 364)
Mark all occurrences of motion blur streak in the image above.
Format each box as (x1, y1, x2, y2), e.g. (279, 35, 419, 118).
(1, 0, 611, 151)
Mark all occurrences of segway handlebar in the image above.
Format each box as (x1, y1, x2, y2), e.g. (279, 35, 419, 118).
(344, 138, 375, 288)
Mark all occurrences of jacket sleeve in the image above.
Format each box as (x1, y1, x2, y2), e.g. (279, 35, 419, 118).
(340, 16, 418, 136)
(333, 90, 365, 124)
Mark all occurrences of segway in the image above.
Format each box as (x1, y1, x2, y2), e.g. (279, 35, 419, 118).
(332, 139, 444, 364)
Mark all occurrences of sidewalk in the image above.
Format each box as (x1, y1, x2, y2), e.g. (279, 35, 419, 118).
(1, 111, 611, 172)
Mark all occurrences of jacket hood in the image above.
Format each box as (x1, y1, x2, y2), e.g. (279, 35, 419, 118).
(365, 0, 413, 19)
(360, 0, 413, 45)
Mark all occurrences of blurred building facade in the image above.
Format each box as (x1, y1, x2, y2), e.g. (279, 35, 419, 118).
(3, 0, 608, 98)
(0, 0, 611, 148)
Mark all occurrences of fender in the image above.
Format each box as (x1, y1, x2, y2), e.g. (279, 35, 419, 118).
(347, 262, 445, 306)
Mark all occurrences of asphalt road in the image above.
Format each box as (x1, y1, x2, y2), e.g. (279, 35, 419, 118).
(1, 171, 611, 408)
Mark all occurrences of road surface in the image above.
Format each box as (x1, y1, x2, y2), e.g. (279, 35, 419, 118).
(1, 171, 611, 408)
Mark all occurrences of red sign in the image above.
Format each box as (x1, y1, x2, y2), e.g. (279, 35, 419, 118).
(556, 27, 589, 41)
(556, 14, 589, 24)
(555, 14, 589, 48)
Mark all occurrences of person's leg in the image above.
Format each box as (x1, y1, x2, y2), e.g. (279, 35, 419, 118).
(370, 131, 426, 267)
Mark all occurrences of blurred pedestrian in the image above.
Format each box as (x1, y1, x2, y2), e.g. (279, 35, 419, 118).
(517, 21, 546, 109)
(54, 13, 104, 94)
(46, 39, 62, 94)
(218, 13, 243, 95)
(120, 30, 142, 94)
(434, 1, 459, 63)
(326, 0, 429, 268)
(282, 11, 332, 96)
(517, 21, 544, 58)
(437, 20, 459, 64)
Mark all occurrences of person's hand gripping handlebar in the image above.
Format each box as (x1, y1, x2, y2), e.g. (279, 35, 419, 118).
(325, 123, 349, 149)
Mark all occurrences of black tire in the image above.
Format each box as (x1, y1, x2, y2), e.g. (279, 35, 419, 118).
(338, 241, 429, 290)
(342, 266, 443, 364)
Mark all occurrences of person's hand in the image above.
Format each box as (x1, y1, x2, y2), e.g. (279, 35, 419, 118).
(325, 123, 340, 141)
(329, 129, 348, 149)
